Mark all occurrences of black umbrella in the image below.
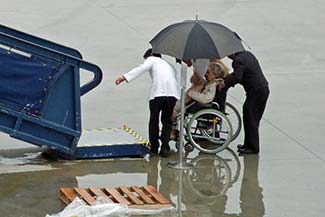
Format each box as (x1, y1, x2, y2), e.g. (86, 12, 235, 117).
(150, 19, 245, 60)
(149, 19, 244, 169)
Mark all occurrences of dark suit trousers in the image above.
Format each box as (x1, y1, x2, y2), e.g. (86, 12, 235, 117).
(149, 96, 177, 153)
(243, 86, 269, 152)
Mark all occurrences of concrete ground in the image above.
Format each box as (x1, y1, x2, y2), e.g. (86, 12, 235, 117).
(0, 0, 325, 216)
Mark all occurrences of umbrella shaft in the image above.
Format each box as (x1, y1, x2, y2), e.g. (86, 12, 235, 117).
(178, 65, 187, 162)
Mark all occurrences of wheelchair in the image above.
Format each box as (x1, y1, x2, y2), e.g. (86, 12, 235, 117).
(174, 101, 241, 154)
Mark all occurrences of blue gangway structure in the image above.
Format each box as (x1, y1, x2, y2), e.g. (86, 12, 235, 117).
(0, 24, 149, 159)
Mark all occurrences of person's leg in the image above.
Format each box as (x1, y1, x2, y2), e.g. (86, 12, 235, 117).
(249, 102, 260, 153)
(242, 99, 250, 148)
(251, 87, 270, 151)
(149, 98, 162, 154)
(172, 100, 181, 121)
(160, 97, 177, 155)
(255, 87, 270, 125)
(242, 95, 259, 153)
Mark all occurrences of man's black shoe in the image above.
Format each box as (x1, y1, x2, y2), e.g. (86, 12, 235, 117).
(238, 148, 258, 155)
(159, 148, 169, 158)
(237, 144, 246, 149)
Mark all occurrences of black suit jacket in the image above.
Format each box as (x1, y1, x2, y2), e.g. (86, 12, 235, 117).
(225, 51, 268, 94)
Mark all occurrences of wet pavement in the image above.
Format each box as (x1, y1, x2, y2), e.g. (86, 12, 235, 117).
(1, 0, 325, 216)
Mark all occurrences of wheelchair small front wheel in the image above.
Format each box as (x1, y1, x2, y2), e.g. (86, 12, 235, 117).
(184, 142, 195, 152)
(175, 141, 194, 152)
(186, 109, 233, 154)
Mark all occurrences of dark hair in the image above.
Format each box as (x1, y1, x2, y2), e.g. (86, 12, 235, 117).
(175, 58, 182, 64)
(143, 48, 161, 59)
(152, 53, 162, 58)
(143, 49, 152, 59)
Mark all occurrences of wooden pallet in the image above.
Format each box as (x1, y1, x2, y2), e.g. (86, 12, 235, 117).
(59, 185, 172, 209)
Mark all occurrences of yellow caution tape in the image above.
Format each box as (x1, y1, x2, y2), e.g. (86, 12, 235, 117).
(123, 125, 151, 149)
(81, 126, 150, 149)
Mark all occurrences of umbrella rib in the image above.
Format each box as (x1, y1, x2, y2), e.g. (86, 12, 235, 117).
(151, 22, 196, 59)
(182, 23, 220, 59)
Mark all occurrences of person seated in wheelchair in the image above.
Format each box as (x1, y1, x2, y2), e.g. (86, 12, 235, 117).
(174, 61, 229, 117)
(170, 61, 229, 140)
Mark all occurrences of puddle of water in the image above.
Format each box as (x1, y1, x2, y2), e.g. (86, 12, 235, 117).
(0, 151, 55, 174)
(0, 152, 42, 165)
(77, 172, 147, 188)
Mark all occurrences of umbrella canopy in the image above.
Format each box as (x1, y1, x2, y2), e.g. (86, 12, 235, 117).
(150, 19, 245, 60)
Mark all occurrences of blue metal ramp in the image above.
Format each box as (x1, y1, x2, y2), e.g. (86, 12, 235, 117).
(0, 24, 149, 159)
(75, 126, 150, 159)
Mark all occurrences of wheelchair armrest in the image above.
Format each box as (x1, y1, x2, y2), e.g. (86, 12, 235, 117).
(187, 102, 219, 109)
(197, 102, 220, 110)
(185, 101, 197, 110)
(211, 102, 220, 110)
(184, 101, 220, 115)
(197, 103, 213, 108)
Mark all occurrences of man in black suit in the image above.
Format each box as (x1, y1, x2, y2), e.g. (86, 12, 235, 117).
(225, 50, 269, 154)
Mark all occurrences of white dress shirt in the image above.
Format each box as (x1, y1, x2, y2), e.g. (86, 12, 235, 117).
(123, 56, 180, 101)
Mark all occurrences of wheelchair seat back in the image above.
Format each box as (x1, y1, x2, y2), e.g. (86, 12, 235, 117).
(212, 83, 227, 112)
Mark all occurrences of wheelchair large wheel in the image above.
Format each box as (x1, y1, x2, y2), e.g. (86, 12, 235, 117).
(225, 102, 242, 141)
(186, 109, 233, 154)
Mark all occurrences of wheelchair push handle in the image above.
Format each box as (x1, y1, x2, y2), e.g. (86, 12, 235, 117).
(79, 61, 103, 96)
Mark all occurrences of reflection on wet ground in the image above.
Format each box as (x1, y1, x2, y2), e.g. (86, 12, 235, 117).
(0, 150, 54, 174)
(0, 147, 266, 217)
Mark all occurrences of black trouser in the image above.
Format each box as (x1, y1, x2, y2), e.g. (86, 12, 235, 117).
(149, 96, 177, 153)
(243, 86, 270, 152)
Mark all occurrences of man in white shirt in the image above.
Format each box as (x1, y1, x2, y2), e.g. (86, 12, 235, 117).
(115, 49, 180, 157)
